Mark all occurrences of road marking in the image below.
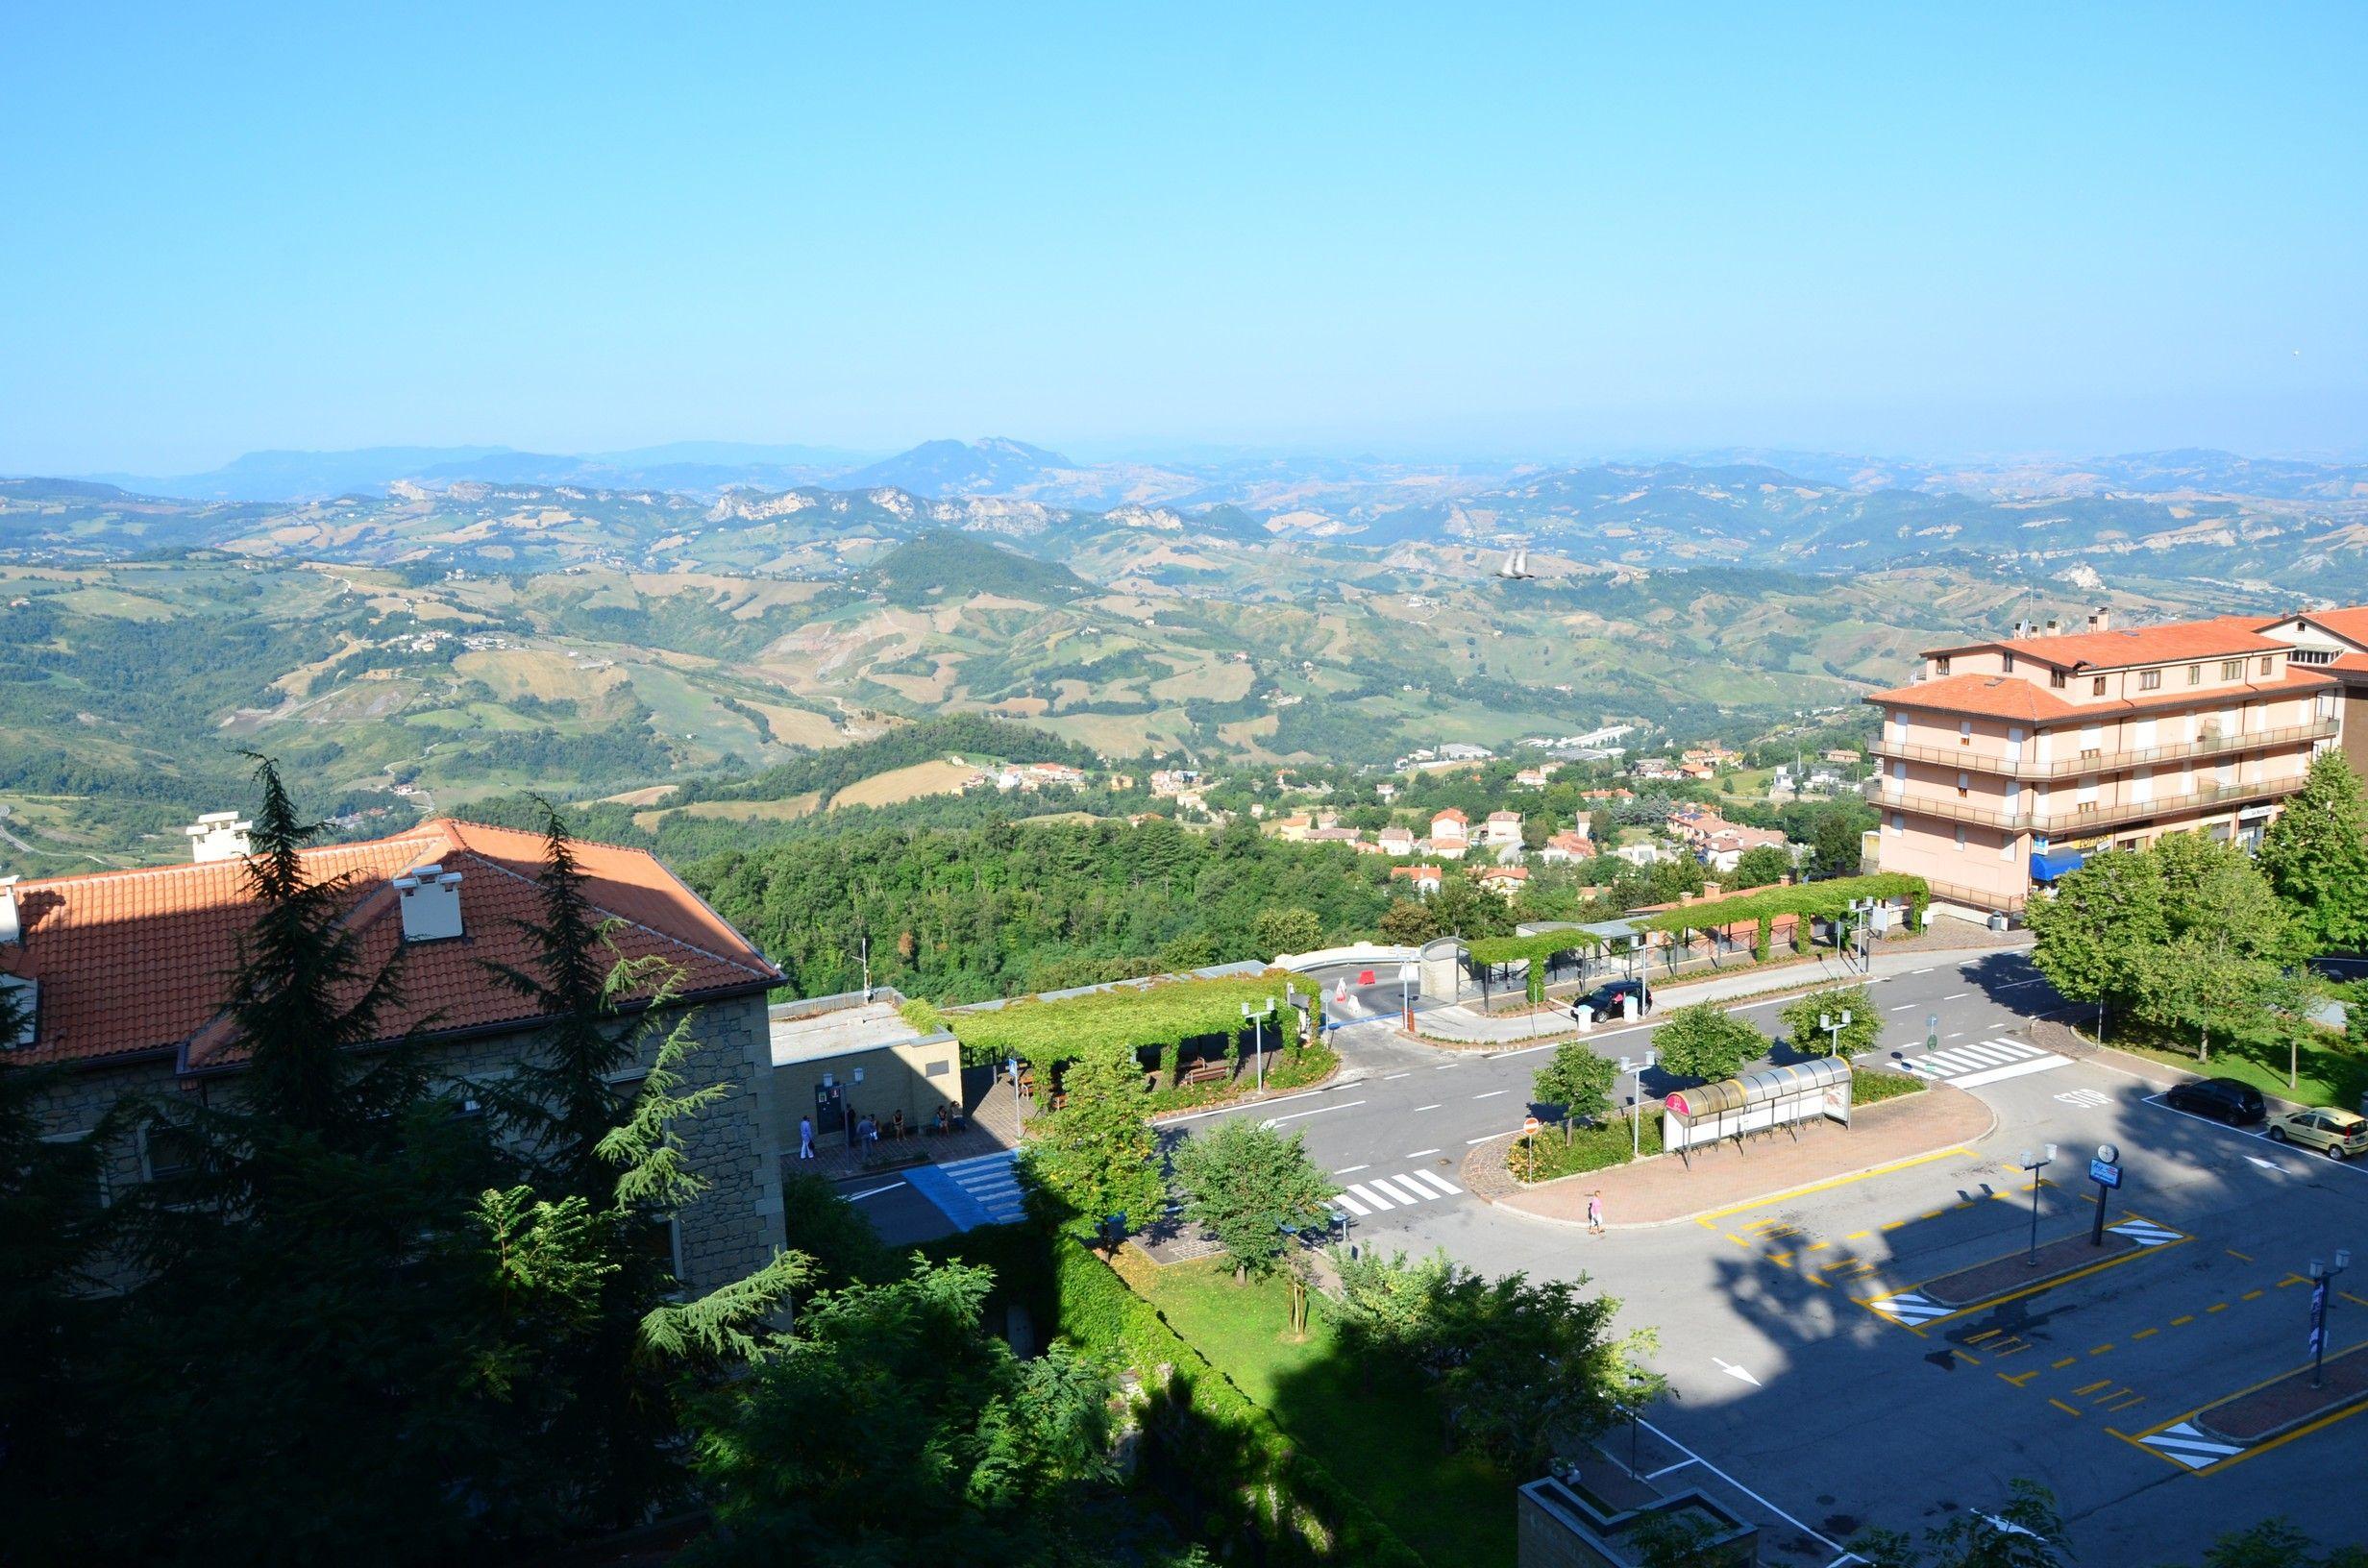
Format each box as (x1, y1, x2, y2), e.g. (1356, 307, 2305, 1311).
(2089, 1343, 2115, 1356)
(1368, 1176, 1428, 1204)
(1434, 1063, 1457, 1069)
(1383, 1071, 1411, 1081)
(2073, 1379, 2111, 1396)
(1714, 1357, 1762, 1386)
(1944, 992, 1970, 1000)
(1334, 1164, 1369, 1175)
(1262, 1099, 1366, 1128)
(1644, 1458, 1698, 1481)
(1408, 1169, 1463, 1196)
(1998, 1369, 2039, 1386)
(1344, 1182, 1397, 1210)
(1413, 1103, 1442, 1113)
(1406, 1148, 1442, 1160)
(845, 1181, 907, 1201)
(2132, 1421, 2245, 1470)
(1473, 1090, 1509, 1100)
(2242, 1289, 2265, 1301)
(2171, 1314, 2195, 1326)
(2052, 1357, 2078, 1368)
(2050, 1398, 2083, 1417)
(1686, 1145, 1973, 1223)
(1862, 1291, 1955, 1327)
(1466, 1135, 1496, 1145)
(2055, 1089, 2110, 1108)
(1911, 968, 1936, 975)
(2226, 1248, 2254, 1262)
(2132, 1328, 2158, 1340)
(1333, 1191, 1370, 1215)
(1889, 1003, 1916, 1013)
(2109, 1217, 2183, 1247)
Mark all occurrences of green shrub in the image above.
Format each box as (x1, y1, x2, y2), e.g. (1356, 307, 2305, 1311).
(1509, 1113, 1663, 1181)
(1850, 1066, 1929, 1104)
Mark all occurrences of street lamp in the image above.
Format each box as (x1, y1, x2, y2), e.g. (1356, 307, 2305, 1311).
(2019, 1144, 2058, 1266)
(1398, 961, 1418, 1032)
(1818, 1009, 1853, 1061)
(1619, 1050, 1658, 1160)
(1242, 997, 1276, 1092)
(2308, 1249, 2353, 1389)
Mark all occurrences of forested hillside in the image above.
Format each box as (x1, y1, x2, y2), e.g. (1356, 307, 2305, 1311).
(690, 816, 1398, 1001)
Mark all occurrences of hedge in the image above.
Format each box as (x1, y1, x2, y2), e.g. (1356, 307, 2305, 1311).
(944, 970, 1315, 1069)
(1850, 1066, 1930, 1105)
(1508, 1112, 1664, 1182)
(1465, 874, 1928, 970)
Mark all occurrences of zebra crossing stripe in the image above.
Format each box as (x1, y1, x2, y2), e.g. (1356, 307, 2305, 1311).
(1332, 1191, 1370, 1216)
(2109, 1218, 2183, 1247)
(1864, 1291, 1956, 1326)
(1345, 1182, 1397, 1210)
(2137, 1421, 2243, 1469)
(1368, 1176, 1427, 1203)
(1408, 1168, 1463, 1197)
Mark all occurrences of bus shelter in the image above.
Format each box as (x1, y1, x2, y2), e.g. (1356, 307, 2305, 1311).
(1661, 1057, 1851, 1155)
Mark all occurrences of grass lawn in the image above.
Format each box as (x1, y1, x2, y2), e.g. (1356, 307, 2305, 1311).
(2109, 1030, 2368, 1112)
(1126, 1256, 1517, 1568)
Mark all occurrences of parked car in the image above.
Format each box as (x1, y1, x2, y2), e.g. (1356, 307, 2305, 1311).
(1573, 979, 1650, 1021)
(2267, 1106, 2368, 1160)
(2164, 1076, 2266, 1126)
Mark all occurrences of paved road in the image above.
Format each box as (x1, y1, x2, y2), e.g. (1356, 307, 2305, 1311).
(1276, 974, 2368, 1563)
(1178, 945, 2073, 1240)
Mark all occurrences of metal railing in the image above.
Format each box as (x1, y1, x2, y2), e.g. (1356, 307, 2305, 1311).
(1872, 774, 2306, 835)
(1870, 718, 2335, 780)
(1919, 876, 2028, 914)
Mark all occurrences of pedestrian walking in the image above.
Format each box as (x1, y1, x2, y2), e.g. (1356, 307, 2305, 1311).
(1587, 1190, 1604, 1235)
(798, 1115, 816, 1161)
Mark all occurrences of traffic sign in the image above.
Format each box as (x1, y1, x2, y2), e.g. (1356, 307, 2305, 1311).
(1523, 1115, 1542, 1135)
(2089, 1158, 2122, 1188)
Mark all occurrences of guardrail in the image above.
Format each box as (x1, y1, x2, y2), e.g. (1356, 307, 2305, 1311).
(1873, 775, 2305, 835)
(1870, 718, 2334, 780)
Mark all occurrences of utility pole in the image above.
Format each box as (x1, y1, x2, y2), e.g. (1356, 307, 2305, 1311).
(2309, 1250, 2352, 1389)
(2020, 1144, 2057, 1266)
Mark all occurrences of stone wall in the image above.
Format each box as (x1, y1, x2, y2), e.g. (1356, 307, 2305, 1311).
(25, 988, 787, 1299)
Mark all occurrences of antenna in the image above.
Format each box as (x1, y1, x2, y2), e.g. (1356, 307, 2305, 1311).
(860, 933, 872, 1002)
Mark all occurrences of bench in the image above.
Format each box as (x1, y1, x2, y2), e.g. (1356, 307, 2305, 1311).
(1179, 1059, 1234, 1088)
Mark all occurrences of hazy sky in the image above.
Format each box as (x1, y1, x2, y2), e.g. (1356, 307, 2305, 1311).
(4, 4, 2363, 473)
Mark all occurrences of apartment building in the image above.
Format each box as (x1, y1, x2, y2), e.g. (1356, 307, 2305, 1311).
(1866, 608, 2342, 917)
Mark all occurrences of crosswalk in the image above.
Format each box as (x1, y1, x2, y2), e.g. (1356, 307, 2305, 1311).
(907, 1149, 1027, 1231)
(1897, 1036, 2071, 1089)
(2134, 1420, 2245, 1471)
(2108, 1216, 2183, 1248)
(1332, 1167, 1462, 1217)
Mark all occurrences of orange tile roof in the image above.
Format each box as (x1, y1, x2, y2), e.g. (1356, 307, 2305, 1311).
(1942, 614, 2283, 671)
(1433, 808, 1468, 823)
(2285, 606, 2368, 647)
(1865, 667, 2331, 723)
(0, 819, 778, 1071)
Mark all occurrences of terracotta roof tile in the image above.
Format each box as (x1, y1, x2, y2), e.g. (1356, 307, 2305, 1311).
(1947, 615, 2286, 670)
(2286, 607, 2368, 647)
(1865, 667, 2331, 723)
(0, 819, 778, 1071)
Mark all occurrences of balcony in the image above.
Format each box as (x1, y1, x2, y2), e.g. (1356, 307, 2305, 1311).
(1870, 717, 2335, 780)
(1871, 773, 2307, 836)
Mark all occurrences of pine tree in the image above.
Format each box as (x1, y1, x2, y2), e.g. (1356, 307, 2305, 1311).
(2258, 750, 2368, 954)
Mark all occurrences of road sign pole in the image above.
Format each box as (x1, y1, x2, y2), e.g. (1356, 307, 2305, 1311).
(2087, 1142, 2119, 1248)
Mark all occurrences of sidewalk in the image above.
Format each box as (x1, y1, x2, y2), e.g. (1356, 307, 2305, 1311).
(1470, 1083, 1996, 1229)
(1410, 936, 2030, 1050)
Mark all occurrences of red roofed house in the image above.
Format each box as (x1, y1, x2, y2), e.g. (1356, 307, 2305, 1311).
(0, 816, 788, 1293)
(1429, 809, 1469, 860)
(1867, 606, 2344, 919)
(1539, 829, 1594, 865)
(1475, 864, 1530, 900)
(1391, 863, 1444, 895)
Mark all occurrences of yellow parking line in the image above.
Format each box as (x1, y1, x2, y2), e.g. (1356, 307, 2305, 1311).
(2132, 1328, 2158, 1340)
(2121, 1335, 2368, 1476)
(2208, 1303, 2230, 1314)
(2049, 1398, 2083, 1417)
(1965, 1328, 2002, 1345)
(2072, 1379, 2111, 1396)
(2241, 1289, 2265, 1302)
(1684, 1145, 1973, 1222)
(2052, 1357, 2078, 1369)
(1802, 1239, 1832, 1253)
(1953, 1348, 1981, 1366)
(2226, 1248, 2254, 1262)
(1843, 1230, 1870, 1241)
(2090, 1343, 2115, 1357)
(2171, 1314, 2196, 1326)
(1999, 1369, 2039, 1387)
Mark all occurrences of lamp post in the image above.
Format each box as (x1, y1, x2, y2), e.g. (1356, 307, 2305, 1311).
(2020, 1144, 2058, 1266)
(1399, 961, 1418, 1032)
(2308, 1249, 2352, 1389)
(1242, 997, 1275, 1092)
(1619, 1050, 1658, 1160)
(1819, 1009, 1853, 1061)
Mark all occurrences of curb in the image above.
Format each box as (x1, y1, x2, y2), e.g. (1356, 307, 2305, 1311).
(1920, 1229, 2139, 1309)
(2194, 1363, 2368, 1447)
(1466, 1085, 1998, 1231)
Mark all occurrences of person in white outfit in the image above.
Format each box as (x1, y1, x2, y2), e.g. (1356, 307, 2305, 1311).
(799, 1115, 816, 1160)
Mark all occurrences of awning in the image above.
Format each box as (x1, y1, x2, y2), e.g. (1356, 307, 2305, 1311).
(2030, 848, 2085, 882)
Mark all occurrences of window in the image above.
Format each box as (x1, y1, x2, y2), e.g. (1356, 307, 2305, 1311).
(2260, 655, 2275, 675)
(2188, 664, 2203, 684)
(2003, 652, 2015, 673)
(2139, 669, 2161, 691)
(2050, 670, 2067, 689)
(2222, 659, 2244, 680)
(2091, 676, 2107, 696)
(141, 1122, 203, 1187)
(1954, 825, 1966, 852)
(1935, 656, 1952, 676)
(1887, 813, 1902, 836)
(2293, 648, 2334, 666)
(633, 1212, 683, 1286)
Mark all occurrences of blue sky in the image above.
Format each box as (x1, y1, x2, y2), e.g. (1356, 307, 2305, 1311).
(3, 3, 2362, 473)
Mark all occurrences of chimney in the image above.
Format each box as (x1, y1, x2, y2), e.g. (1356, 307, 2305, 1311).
(2088, 605, 2110, 633)
(1702, 882, 1722, 898)
(393, 864, 464, 943)
(187, 812, 253, 864)
(0, 875, 18, 945)
(2043, 617, 2060, 636)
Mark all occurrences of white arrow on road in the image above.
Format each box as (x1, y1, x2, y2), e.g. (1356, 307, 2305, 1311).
(1714, 1358, 1762, 1387)
(2245, 1155, 2287, 1172)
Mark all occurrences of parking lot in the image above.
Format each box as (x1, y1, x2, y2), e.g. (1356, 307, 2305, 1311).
(1398, 1045, 2368, 1561)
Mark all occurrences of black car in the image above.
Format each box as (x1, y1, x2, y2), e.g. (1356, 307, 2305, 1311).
(1573, 979, 1650, 1021)
(2164, 1076, 2266, 1126)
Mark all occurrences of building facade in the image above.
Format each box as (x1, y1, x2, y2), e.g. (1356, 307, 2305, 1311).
(0, 817, 789, 1294)
(1866, 609, 2341, 916)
